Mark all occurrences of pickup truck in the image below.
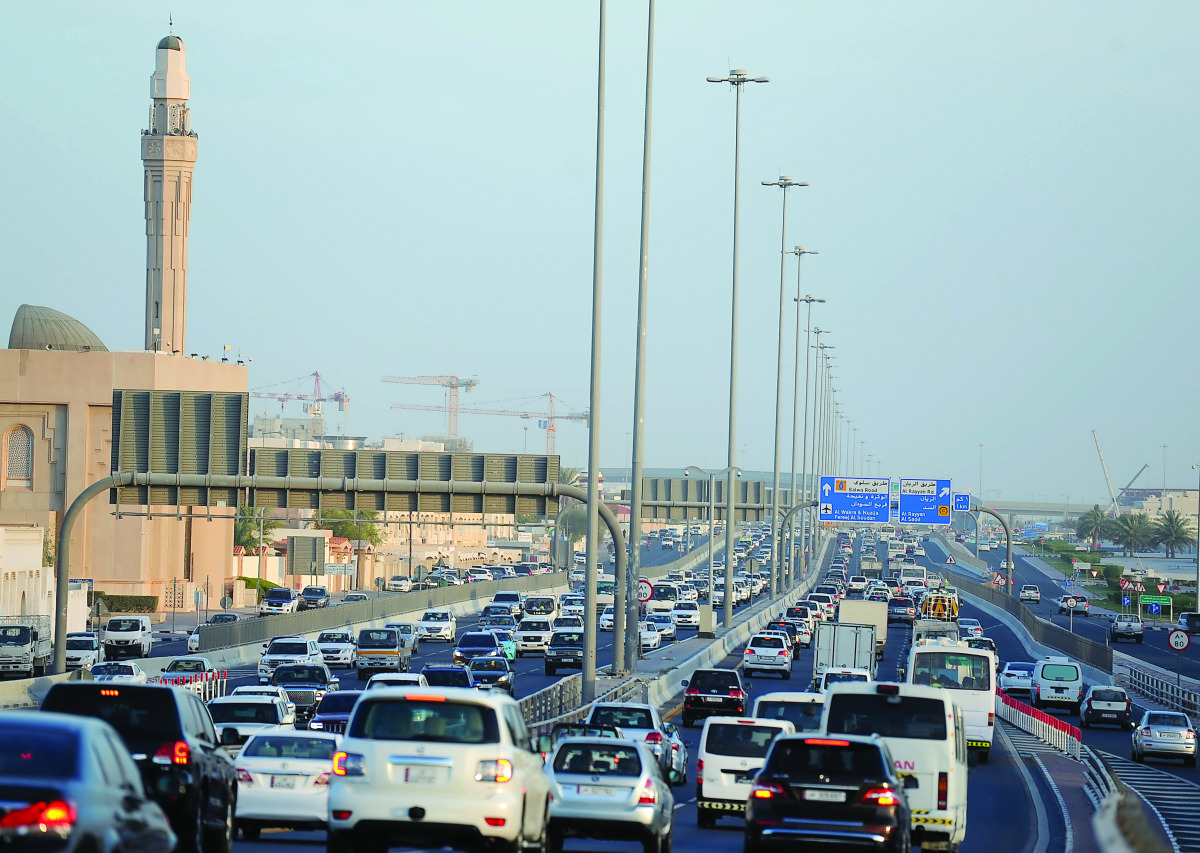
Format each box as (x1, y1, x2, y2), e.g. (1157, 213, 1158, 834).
(1110, 614, 1144, 644)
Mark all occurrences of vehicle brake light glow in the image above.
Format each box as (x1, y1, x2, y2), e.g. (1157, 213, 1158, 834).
(332, 752, 365, 776)
(154, 741, 189, 766)
(684, 688, 699, 696)
(729, 689, 744, 698)
(638, 778, 657, 804)
(645, 731, 663, 744)
(876, 684, 899, 695)
(988, 712, 994, 726)
(0, 800, 76, 832)
(99, 689, 119, 697)
(407, 694, 444, 701)
(804, 738, 850, 746)
(752, 782, 785, 799)
(331, 810, 352, 821)
(937, 772, 948, 810)
(862, 787, 899, 806)
(1188, 730, 1196, 741)
(485, 818, 507, 827)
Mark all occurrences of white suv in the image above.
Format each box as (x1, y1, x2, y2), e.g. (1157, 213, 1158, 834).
(258, 636, 323, 683)
(742, 633, 793, 679)
(516, 618, 554, 656)
(328, 687, 551, 853)
(1031, 656, 1084, 713)
(1019, 585, 1041, 603)
(418, 609, 457, 642)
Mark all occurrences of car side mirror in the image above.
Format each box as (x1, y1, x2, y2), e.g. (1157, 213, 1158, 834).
(220, 727, 240, 747)
(903, 775, 919, 789)
(328, 679, 340, 691)
(537, 734, 552, 755)
(680, 679, 689, 688)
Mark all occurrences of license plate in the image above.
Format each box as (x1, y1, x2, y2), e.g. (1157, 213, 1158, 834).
(560, 657, 577, 663)
(733, 772, 755, 783)
(270, 776, 296, 789)
(802, 789, 846, 802)
(1101, 713, 1116, 718)
(403, 767, 442, 784)
(704, 696, 723, 703)
(1160, 733, 1182, 740)
(576, 785, 616, 796)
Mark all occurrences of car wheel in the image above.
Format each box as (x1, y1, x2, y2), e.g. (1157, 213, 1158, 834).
(180, 793, 205, 853)
(682, 713, 693, 728)
(209, 793, 235, 853)
(1081, 717, 1089, 728)
(978, 748, 990, 764)
(1137, 637, 1144, 644)
(1132, 747, 1143, 763)
(522, 799, 549, 853)
(356, 669, 366, 680)
(548, 827, 565, 853)
(782, 667, 791, 681)
(545, 666, 556, 676)
(239, 821, 261, 841)
(743, 830, 759, 853)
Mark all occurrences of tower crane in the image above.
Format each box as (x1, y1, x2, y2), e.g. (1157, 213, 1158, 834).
(391, 393, 587, 454)
(250, 371, 349, 438)
(1092, 429, 1119, 515)
(382, 375, 478, 441)
(1118, 463, 1151, 502)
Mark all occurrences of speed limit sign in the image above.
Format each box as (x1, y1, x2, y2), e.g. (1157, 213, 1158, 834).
(1168, 629, 1191, 652)
(1065, 597, 1078, 610)
(637, 579, 654, 604)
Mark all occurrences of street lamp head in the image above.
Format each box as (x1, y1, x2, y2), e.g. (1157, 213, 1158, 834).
(752, 77, 770, 83)
(705, 76, 726, 83)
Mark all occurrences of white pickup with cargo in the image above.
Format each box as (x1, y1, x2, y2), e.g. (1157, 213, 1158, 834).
(836, 599, 888, 659)
(811, 621, 877, 691)
(859, 556, 883, 580)
(0, 615, 52, 678)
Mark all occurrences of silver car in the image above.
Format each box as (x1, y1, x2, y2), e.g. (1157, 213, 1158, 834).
(547, 738, 674, 853)
(1132, 711, 1197, 766)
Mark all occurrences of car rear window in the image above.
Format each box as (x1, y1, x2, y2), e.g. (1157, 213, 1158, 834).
(264, 589, 292, 600)
(460, 633, 497, 647)
(268, 642, 308, 656)
(40, 685, 182, 741)
(1040, 664, 1079, 682)
(554, 743, 642, 776)
(590, 706, 654, 730)
(1092, 689, 1126, 703)
(209, 702, 280, 724)
(243, 735, 337, 760)
(755, 700, 823, 732)
(704, 722, 784, 758)
(350, 699, 500, 743)
(315, 692, 361, 713)
(1148, 713, 1190, 728)
(422, 669, 472, 688)
(767, 739, 887, 777)
(691, 670, 739, 692)
(891, 598, 913, 607)
(752, 636, 785, 649)
(826, 694, 948, 741)
(0, 727, 78, 779)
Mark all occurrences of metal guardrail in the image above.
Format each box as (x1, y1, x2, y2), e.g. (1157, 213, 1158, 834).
(996, 690, 1082, 759)
(1119, 665, 1200, 716)
(522, 675, 647, 738)
(154, 671, 229, 702)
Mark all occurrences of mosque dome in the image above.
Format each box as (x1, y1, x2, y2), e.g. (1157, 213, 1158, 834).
(157, 35, 184, 51)
(8, 305, 108, 352)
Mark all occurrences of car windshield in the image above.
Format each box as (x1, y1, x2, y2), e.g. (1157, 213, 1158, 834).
(273, 666, 326, 683)
(315, 692, 361, 714)
(319, 633, 351, 643)
(0, 626, 31, 646)
(350, 699, 500, 743)
(676, 603, 698, 611)
(691, 670, 739, 692)
(756, 700, 823, 732)
(302, 587, 325, 596)
(90, 664, 135, 677)
(553, 743, 642, 777)
(767, 739, 886, 778)
(825, 694, 948, 741)
(551, 632, 583, 646)
(358, 630, 397, 649)
(267, 642, 308, 656)
(66, 638, 96, 650)
(520, 620, 551, 631)
(911, 652, 991, 691)
(210, 614, 238, 623)
(368, 676, 421, 689)
(264, 589, 292, 600)
(423, 612, 449, 622)
(423, 669, 472, 688)
(493, 631, 514, 642)
(208, 702, 280, 724)
(825, 672, 870, 686)
(1040, 664, 1080, 682)
(243, 735, 337, 760)
(591, 706, 655, 730)
(165, 659, 207, 672)
(107, 619, 142, 632)
(704, 722, 783, 758)
(470, 659, 508, 673)
(0, 727, 78, 779)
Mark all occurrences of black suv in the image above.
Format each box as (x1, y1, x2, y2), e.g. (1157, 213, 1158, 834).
(682, 667, 745, 727)
(41, 682, 238, 853)
(270, 663, 339, 727)
(298, 585, 330, 610)
(544, 629, 584, 675)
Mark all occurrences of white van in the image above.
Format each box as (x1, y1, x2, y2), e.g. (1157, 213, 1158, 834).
(905, 638, 997, 761)
(822, 682, 968, 851)
(886, 539, 906, 560)
(648, 582, 680, 614)
(1031, 656, 1084, 714)
(752, 692, 824, 734)
(696, 716, 795, 827)
(102, 615, 153, 660)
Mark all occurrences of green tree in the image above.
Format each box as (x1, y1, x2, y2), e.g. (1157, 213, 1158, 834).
(1108, 513, 1156, 557)
(1075, 505, 1109, 547)
(235, 506, 284, 553)
(558, 467, 580, 487)
(1155, 509, 1195, 558)
(313, 509, 384, 548)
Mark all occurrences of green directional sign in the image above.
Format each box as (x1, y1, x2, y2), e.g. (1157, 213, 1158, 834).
(1140, 595, 1171, 606)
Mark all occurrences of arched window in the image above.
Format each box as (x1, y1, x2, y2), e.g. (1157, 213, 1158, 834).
(5, 426, 33, 488)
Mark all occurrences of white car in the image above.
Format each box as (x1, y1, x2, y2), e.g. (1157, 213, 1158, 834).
(645, 613, 677, 641)
(743, 632, 793, 678)
(1019, 585, 1041, 603)
(258, 637, 324, 683)
(959, 619, 984, 638)
(235, 727, 341, 840)
(599, 606, 615, 631)
(998, 662, 1035, 694)
(914, 546, 926, 557)
(639, 621, 662, 651)
(207, 695, 295, 748)
(89, 661, 149, 683)
(187, 625, 202, 653)
(417, 610, 457, 642)
(327, 688, 552, 852)
(560, 595, 585, 618)
(317, 630, 357, 668)
(344, 592, 370, 603)
(65, 632, 104, 669)
(386, 575, 412, 592)
(516, 618, 554, 656)
(366, 672, 429, 690)
(552, 616, 584, 631)
(671, 601, 700, 628)
(233, 685, 297, 717)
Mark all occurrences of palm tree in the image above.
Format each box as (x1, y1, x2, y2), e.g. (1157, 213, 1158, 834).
(234, 506, 283, 553)
(1109, 513, 1156, 557)
(1155, 509, 1195, 559)
(1076, 505, 1109, 547)
(558, 466, 580, 488)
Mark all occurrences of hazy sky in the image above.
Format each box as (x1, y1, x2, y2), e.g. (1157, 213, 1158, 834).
(2, 2, 1197, 506)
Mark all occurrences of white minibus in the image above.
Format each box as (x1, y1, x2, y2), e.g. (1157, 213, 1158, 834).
(904, 638, 996, 760)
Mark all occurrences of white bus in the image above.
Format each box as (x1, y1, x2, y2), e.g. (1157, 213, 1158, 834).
(900, 564, 928, 585)
(596, 575, 616, 612)
(823, 682, 968, 851)
(886, 539, 906, 560)
(904, 639, 997, 760)
(878, 524, 896, 541)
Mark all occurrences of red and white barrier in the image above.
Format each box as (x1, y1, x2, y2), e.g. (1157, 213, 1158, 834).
(157, 670, 229, 702)
(996, 690, 1081, 759)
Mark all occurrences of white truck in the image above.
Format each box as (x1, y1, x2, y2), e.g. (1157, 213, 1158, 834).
(0, 615, 52, 679)
(812, 621, 877, 690)
(836, 599, 888, 660)
(859, 556, 884, 581)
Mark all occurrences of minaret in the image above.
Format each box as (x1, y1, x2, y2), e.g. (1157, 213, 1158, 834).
(142, 34, 197, 353)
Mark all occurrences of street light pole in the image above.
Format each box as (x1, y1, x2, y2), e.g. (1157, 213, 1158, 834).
(1192, 464, 1200, 599)
(789, 274, 821, 588)
(708, 69, 768, 629)
(807, 330, 825, 564)
(762, 178, 808, 598)
(621, 0, 657, 676)
(685, 465, 740, 635)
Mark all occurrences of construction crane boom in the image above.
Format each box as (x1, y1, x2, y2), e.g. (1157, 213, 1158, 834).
(1118, 463, 1150, 498)
(382, 375, 478, 441)
(250, 371, 349, 438)
(391, 392, 587, 454)
(1091, 429, 1119, 514)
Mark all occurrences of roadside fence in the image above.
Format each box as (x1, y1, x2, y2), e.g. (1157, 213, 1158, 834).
(996, 690, 1082, 759)
(1117, 661, 1200, 717)
(154, 670, 229, 702)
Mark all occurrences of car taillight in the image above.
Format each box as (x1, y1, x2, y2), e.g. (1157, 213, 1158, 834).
(0, 800, 76, 832)
(638, 778, 657, 804)
(752, 782, 785, 799)
(154, 740, 189, 766)
(862, 787, 900, 806)
(331, 810, 352, 821)
(730, 689, 744, 698)
(314, 772, 331, 786)
(1188, 730, 1196, 741)
(1141, 727, 1152, 736)
(236, 769, 253, 783)
(937, 772, 948, 810)
(476, 759, 513, 783)
(778, 650, 789, 656)
(697, 759, 704, 774)
(333, 752, 365, 776)
(645, 731, 663, 745)
(988, 712, 994, 727)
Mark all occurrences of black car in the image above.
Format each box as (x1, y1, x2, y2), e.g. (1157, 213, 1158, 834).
(298, 585, 330, 610)
(0, 711, 177, 853)
(270, 663, 340, 727)
(421, 664, 473, 688)
(745, 734, 910, 853)
(208, 612, 239, 625)
(468, 657, 517, 695)
(682, 668, 746, 728)
(40, 683, 238, 853)
(764, 620, 802, 652)
(307, 690, 363, 735)
(544, 629, 584, 675)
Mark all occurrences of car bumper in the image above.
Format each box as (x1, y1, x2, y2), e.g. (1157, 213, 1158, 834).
(357, 655, 400, 670)
(237, 787, 329, 823)
(1138, 739, 1197, 756)
(549, 805, 660, 836)
(749, 818, 901, 848)
(329, 783, 524, 843)
(517, 640, 548, 652)
(322, 652, 355, 666)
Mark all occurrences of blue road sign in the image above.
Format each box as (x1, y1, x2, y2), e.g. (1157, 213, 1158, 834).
(1064, 580, 1073, 588)
(818, 476, 891, 523)
(898, 478, 953, 525)
(1149, 603, 1162, 615)
(1035, 523, 1049, 531)
(953, 493, 971, 513)
(1122, 595, 1132, 607)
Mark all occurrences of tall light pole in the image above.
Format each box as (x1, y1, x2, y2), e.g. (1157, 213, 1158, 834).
(622, 0, 657, 675)
(1192, 464, 1200, 599)
(806, 329, 826, 563)
(708, 69, 768, 625)
(685, 465, 740, 634)
(582, 0, 607, 703)
(762, 178, 808, 597)
(790, 274, 821, 587)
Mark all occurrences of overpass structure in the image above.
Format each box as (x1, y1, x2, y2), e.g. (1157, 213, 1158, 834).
(968, 498, 1099, 520)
